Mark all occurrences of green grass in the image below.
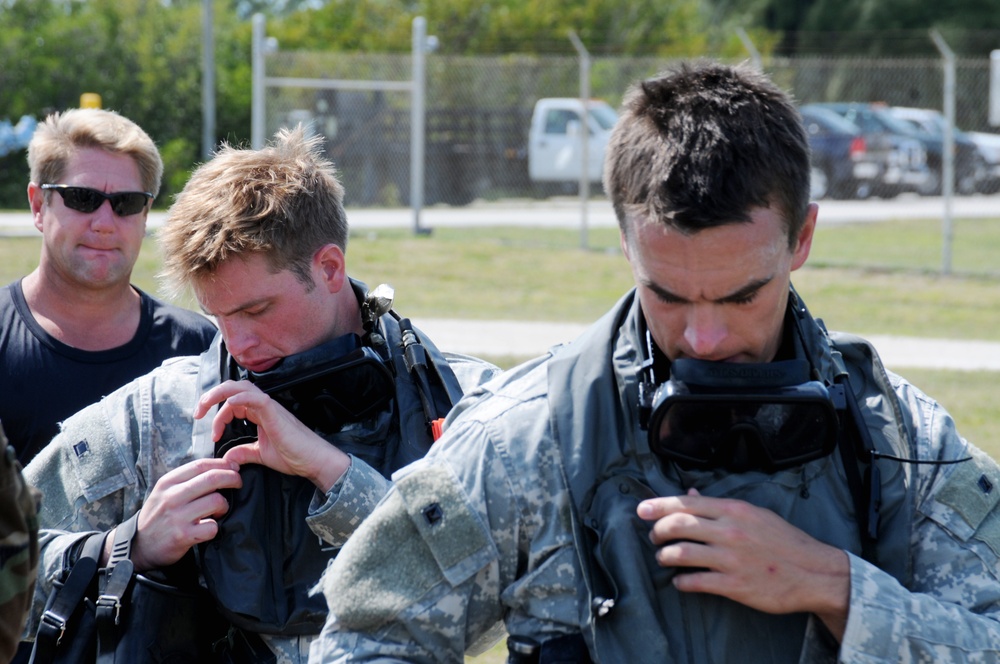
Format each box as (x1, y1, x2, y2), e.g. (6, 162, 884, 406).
(809, 217, 1000, 277)
(5, 219, 1000, 340)
(345, 220, 1000, 343)
(345, 225, 633, 322)
(3, 222, 1000, 456)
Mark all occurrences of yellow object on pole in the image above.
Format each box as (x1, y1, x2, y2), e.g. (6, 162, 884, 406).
(79, 93, 102, 109)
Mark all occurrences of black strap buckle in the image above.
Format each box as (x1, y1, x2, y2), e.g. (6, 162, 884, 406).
(38, 610, 67, 645)
(96, 559, 134, 626)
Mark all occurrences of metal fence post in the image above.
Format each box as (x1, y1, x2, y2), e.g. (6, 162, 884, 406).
(736, 27, 762, 71)
(411, 17, 430, 235)
(201, 0, 215, 159)
(931, 29, 956, 275)
(251, 13, 266, 150)
(568, 31, 590, 250)
(991, 50, 1000, 127)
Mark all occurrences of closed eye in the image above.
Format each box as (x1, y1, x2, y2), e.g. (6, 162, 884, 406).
(717, 278, 771, 305)
(243, 305, 268, 317)
(644, 277, 771, 306)
(721, 291, 758, 305)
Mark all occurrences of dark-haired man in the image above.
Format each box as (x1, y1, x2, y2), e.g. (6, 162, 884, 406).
(310, 61, 1000, 662)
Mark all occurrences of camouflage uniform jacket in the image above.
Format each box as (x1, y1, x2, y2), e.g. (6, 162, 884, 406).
(22, 346, 499, 664)
(313, 290, 1000, 663)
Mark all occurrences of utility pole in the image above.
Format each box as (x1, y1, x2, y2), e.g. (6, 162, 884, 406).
(568, 30, 590, 250)
(201, 0, 216, 159)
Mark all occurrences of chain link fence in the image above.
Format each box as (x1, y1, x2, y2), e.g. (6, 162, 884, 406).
(259, 44, 999, 209)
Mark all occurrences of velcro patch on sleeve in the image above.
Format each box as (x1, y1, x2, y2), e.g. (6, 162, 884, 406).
(395, 464, 495, 585)
(323, 464, 495, 631)
(62, 407, 133, 504)
(935, 446, 1000, 533)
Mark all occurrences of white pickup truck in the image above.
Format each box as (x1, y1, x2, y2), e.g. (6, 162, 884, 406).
(527, 98, 618, 183)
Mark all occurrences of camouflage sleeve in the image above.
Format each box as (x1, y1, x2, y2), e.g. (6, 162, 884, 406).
(307, 455, 392, 547)
(303, 355, 497, 550)
(838, 379, 1000, 662)
(0, 426, 40, 662)
(19, 386, 141, 641)
(310, 364, 578, 663)
(311, 449, 506, 663)
(21, 359, 202, 640)
(443, 352, 502, 394)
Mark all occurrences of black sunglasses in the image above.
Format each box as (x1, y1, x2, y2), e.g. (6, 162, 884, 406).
(41, 184, 152, 217)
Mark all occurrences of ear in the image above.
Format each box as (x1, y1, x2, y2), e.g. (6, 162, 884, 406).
(790, 203, 818, 272)
(619, 227, 631, 262)
(314, 244, 347, 293)
(27, 183, 45, 232)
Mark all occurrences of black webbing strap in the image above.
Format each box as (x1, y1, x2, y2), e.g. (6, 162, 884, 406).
(95, 512, 140, 663)
(833, 373, 879, 564)
(30, 532, 106, 664)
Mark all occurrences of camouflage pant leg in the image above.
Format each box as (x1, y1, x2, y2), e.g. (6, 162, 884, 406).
(0, 425, 41, 662)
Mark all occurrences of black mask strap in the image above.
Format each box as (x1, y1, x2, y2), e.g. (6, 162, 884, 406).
(834, 370, 970, 566)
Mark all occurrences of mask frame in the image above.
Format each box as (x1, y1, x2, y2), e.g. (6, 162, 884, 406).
(643, 358, 844, 473)
(216, 333, 395, 456)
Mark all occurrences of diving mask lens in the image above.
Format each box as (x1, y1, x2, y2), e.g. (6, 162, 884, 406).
(646, 359, 840, 473)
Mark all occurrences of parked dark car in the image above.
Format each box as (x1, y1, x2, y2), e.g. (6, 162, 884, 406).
(812, 102, 982, 196)
(800, 105, 886, 199)
(888, 106, 992, 195)
(802, 103, 930, 198)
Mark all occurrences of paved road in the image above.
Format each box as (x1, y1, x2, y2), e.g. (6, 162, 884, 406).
(415, 318, 1000, 372)
(1, 192, 999, 235)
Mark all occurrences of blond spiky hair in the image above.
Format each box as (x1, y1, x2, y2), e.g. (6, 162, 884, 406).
(157, 126, 348, 299)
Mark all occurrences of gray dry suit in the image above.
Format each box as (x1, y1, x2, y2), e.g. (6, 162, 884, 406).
(316, 288, 1000, 663)
(550, 289, 912, 661)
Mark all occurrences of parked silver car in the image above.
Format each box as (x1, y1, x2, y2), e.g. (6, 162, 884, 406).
(882, 106, 987, 195)
(965, 130, 1000, 194)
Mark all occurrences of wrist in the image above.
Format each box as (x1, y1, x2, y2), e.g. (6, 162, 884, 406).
(314, 450, 352, 494)
(811, 548, 851, 643)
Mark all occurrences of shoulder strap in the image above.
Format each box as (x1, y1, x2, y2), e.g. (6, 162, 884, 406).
(383, 315, 463, 439)
(400, 317, 463, 409)
(825, 331, 918, 574)
(832, 371, 880, 564)
(95, 513, 139, 662)
(30, 532, 107, 664)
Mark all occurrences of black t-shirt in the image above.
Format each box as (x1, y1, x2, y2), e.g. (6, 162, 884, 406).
(0, 279, 218, 464)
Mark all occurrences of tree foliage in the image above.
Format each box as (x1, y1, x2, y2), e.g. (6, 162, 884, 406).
(0, 0, 252, 207)
(272, 0, 734, 56)
(710, 0, 1000, 54)
(0, 0, 756, 209)
(2, 0, 996, 210)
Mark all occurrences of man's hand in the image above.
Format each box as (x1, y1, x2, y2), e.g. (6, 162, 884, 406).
(193, 379, 351, 493)
(638, 488, 851, 641)
(125, 457, 242, 571)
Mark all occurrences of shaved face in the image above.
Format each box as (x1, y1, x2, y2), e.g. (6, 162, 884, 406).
(622, 205, 815, 364)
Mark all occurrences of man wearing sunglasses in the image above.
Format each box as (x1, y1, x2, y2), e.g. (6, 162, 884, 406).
(310, 62, 1000, 663)
(0, 108, 217, 465)
(21, 127, 499, 662)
